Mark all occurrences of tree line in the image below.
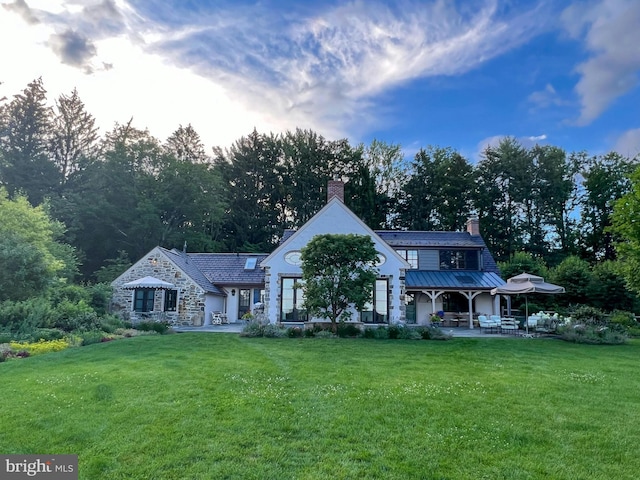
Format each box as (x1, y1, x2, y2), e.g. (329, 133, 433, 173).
(1, 78, 639, 303)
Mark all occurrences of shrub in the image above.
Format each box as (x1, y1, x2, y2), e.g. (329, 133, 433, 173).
(337, 322, 361, 338)
(362, 327, 377, 339)
(287, 326, 304, 338)
(9, 338, 71, 356)
(304, 328, 316, 338)
(387, 324, 401, 339)
(571, 305, 606, 327)
(263, 324, 287, 338)
(559, 325, 627, 345)
(240, 321, 264, 337)
(79, 330, 106, 346)
(420, 326, 452, 341)
(30, 328, 65, 341)
(135, 321, 170, 334)
(52, 300, 99, 331)
(98, 314, 125, 334)
(313, 329, 336, 339)
(373, 327, 389, 339)
(608, 310, 637, 329)
(397, 325, 422, 340)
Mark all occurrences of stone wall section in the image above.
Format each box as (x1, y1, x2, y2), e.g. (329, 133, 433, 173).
(111, 249, 205, 326)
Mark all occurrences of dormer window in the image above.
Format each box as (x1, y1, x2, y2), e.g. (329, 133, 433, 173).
(439, 250, 479, 270)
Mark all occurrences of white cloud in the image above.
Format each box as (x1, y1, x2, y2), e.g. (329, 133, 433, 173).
(1, 0, 551, 149)
(562, 0, 640, 125)
(613, 128, 640, 159)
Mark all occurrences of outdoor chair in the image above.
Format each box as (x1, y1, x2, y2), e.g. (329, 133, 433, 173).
(478, 315, 499, 333)
(500, 317, 519, 334)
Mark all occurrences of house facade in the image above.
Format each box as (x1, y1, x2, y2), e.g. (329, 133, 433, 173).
(111, 180, 504, 327)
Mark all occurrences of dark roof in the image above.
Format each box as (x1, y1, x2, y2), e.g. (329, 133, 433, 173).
(188, 253, 268, 285)
(161, 247, 224, 295)
(375, 230, 482, 248)
(405, 271, 504, 290)
(280, 228, 500, 274)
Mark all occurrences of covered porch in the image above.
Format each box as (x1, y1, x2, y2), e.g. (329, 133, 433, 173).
(404, 270, 504, 328)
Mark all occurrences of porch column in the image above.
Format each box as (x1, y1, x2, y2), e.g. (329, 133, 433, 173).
(460, 291, 483, 329)
(421, 290, 444, 317)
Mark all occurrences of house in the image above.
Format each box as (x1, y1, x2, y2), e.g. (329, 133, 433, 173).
(111, 247, 267, 326)
(111, 180, 503, 327)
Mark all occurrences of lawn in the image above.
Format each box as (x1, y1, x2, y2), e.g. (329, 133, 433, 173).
(1, 333, 639, 479)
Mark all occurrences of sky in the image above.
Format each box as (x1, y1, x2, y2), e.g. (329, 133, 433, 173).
(1, 0, 639, 161)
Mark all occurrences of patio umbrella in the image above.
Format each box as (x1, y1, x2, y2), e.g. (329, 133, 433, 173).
(490, 273, 565, 334)
(122, 276, 176, 290)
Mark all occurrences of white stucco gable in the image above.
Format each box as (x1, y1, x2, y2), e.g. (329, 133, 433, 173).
(262, 197, 410, 271)
(261, 197, 411, 324)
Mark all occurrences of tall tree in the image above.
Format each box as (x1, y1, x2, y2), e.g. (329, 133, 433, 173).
(532, 145, 580, 264)
(0, 78, 59, 204)
(165, 124, 209, 163)
(399, 146, 473, 231)
(49, 88, 99, 186)
(473, 138, 532, 261)
(214, 129, 286, 252)
(580, 151, 635, 261)
(611, 165, 640, 295)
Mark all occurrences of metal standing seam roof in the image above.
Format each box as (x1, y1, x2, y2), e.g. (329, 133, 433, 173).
(405, 271, 505, 290)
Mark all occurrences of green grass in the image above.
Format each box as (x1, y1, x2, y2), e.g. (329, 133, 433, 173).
(1, 334, 639, 479)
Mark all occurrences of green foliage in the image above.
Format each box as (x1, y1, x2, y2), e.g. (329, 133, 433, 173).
(287, 326, 304, 338)
(94, 251, 132, 284)
(498, 251, 548, 279)
(78, 330, 106, 346)
(301, 233, 378, 329)
(400, 146, 474, 231)
(262, 324, 287, 338)
(612, 165, 640, 296)
(336, 322, 362, 338)
(587, 261, 639, 312)
(0, 189, 78, 300)
(571, 305, 607, 326)
(135, 321, 170, 334)
(240, 321, 265, 337)
(550, 256, 593, 308)
(558, 325, 627, 344)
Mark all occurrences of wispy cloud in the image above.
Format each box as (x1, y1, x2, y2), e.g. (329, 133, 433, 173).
(562, 0, 640, 125)
(0, 0, 553, 147)
(613, 128, 640, 159)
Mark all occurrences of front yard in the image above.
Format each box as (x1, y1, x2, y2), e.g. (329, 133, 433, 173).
(1, 334, 638, 479)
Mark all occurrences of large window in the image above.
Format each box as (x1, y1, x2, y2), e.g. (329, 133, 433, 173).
(439, 250, 479, 270)
(361, 279, 389, 323)
(396, 249, 418, 269)
(281, 278, 308, 322)
(163, 289, 177, 312)
(134, 289, 155, 312)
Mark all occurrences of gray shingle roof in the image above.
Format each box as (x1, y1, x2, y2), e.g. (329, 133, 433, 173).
(188, 253, 268, 285)
(161, 247, 225, 295)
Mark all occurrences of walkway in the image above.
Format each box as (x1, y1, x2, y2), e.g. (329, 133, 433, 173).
(173, 323, 530, 338)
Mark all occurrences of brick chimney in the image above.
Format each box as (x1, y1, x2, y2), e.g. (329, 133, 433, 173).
(327, 177, 345, 203)
(466, 215, 480, 236)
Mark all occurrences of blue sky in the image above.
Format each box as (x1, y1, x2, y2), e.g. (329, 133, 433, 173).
(1, 0, 639, 161)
